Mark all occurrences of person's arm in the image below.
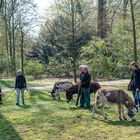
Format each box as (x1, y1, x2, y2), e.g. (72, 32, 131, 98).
(15, 77, 17, 89)
(136, 70, 140, 90)
(23, 76, 27, 89)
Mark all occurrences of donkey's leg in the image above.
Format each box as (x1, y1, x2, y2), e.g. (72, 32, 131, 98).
(118, 104, 123, 120)
(55, 90, 61, 100)
(122, 106, 127, 120)
(58, 92, 61, 100)
(92, 103, 97, 117)
(101, 104, 107, 120)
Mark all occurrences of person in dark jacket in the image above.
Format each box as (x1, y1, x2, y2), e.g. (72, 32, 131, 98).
(79, 65, 91, 108)
(15, 69, 27, 105)
(79, 65, 85, 82)
(128, 62, 140, 112)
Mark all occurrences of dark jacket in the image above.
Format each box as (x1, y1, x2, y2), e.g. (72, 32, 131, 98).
(80, 72, 91, 88)
(80, 72, 85, 81)
(128, 69, 140, 91)
(15, 75, 27, 89)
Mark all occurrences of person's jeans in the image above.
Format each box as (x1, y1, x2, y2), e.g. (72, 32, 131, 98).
(132, 90, 140, 107)
(16, 88, 25, 104)
(80, 88, 90, 107)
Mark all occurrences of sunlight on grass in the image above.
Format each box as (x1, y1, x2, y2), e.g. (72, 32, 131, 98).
(0, 78, 71, 88)
(0, 88, 140, 140)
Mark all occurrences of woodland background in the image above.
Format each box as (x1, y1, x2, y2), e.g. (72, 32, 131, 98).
(0, 0, 140, 82)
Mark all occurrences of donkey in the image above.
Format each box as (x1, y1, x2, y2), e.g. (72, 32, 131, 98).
(51, 81, 73, 100)
(65, 81, 101, 102)
(92, 88, 137, 121)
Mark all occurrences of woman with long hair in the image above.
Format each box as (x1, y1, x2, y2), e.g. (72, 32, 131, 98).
(128, 62, 140, 112)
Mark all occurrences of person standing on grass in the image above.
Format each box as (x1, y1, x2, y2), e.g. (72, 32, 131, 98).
(128, 62, 140, 112)
(15, 69, 27, 105)
(79, 65, 85, 83)
(79, 65, 91, 108)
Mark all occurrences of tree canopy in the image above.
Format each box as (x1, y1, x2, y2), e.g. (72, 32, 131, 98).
(0, 0, 140, 80)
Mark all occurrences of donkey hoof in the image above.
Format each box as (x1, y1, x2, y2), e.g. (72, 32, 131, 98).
(132, 118, 136, 121)
(123, 118, 127, 120)
(119, 118, 123, 121)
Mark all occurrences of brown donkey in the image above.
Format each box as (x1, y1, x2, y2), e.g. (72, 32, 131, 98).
(92, 88, 137, 121)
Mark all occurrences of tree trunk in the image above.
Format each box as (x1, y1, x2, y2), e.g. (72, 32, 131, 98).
(130, 0, 137, 62)
(73, 59, 77, 83)
(12, 0, 16, 74)
(97, 0, 106, 39)
(71, 0, 77, 83)
(8, 27, 13, 70)
(20, 29, 24, 74)
(4, 0, 10, 76)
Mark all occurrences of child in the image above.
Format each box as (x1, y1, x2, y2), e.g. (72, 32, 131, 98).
(15, 69, 27, 105)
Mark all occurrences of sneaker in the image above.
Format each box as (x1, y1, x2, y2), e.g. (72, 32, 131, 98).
(16, 103, 19, 105)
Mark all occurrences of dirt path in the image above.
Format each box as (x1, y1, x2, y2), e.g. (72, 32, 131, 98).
(1, 79, 130, 93)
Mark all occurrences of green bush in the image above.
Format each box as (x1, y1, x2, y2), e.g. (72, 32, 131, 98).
(80, 37, 132, 79)
(45, 57, 73, 77)
(25, 60, 45, 79)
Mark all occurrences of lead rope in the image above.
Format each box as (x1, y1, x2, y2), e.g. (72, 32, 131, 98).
(3, 89, 15, 101)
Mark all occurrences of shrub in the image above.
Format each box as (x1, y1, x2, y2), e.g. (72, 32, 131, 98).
(25, 60, 45, 79)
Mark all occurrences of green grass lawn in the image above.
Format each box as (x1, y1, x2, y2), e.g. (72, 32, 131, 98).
(0, 78, 60, 88)
(0, 89, 140, 140)
(0, 79, 30, 89)
(0, 78, 129, 89)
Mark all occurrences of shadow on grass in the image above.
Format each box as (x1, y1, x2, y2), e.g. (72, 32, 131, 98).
(0, 80, 14, 88)
(69, 105, 94, 112)
(29, 91, 52, 102)
(18, 104, 31, 109)
(103, 119, 140, 127)
(29, 91, 52, 113)
(29, 91, 67, 103)
(0, 113, 22, 140)
(93, 117, 140, 127)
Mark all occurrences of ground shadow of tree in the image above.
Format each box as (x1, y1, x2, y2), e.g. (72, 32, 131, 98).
(28, 90, 69, 115)
(0, 80, 14, 88)
(29, 90, 52, 103)
(102, 119, 140, 127)
(93, 117, 140, 127)
(0, 113, 22, 140)
(18, 104, 31, 109)
(28, 90, 52, 115)
(29, 90, 67, 103)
